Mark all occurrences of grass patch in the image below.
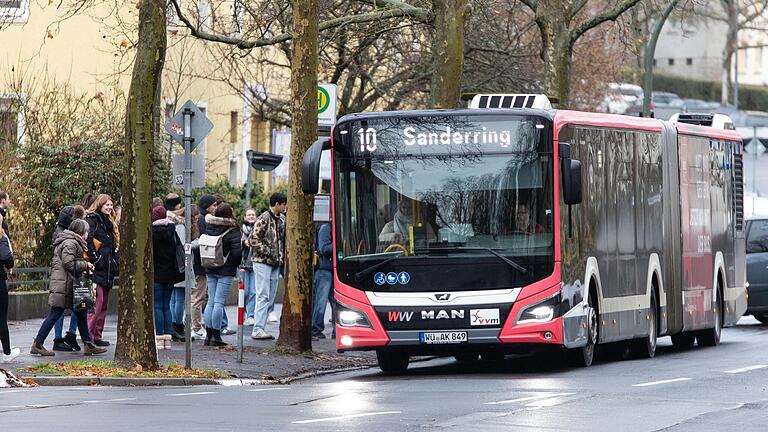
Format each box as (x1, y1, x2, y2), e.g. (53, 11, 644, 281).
(25, 360, 228, 379)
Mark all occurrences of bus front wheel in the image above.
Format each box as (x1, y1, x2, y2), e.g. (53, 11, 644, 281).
(376, 350, 409, 374)
(571, 294, 598, 367)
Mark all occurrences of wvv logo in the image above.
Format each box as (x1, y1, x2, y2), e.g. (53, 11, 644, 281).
(388, 311, 414, 322)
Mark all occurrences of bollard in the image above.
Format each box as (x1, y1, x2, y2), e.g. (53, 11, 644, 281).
(237, 268, 245, 363)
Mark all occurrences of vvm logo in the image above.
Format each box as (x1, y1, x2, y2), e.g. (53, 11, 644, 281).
(388, 311, 414, 322)
(470, 309, 500, 326)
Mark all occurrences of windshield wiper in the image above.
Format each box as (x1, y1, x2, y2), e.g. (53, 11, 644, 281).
(418, 247, 528, 275)
(354, 253, 404, 281)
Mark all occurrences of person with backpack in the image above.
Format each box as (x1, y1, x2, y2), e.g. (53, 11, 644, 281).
(51, 205, 86, 352)
(30, 219, 107, 357)
(151, 206, 185, 341)
(250, 193, 286, 340)
(85, 194, 120, 347)
(200, 203, 241, 347)
(312, 223, 335, 340)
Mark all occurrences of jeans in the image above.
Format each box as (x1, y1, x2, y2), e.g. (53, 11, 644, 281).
(312, 269, 335, 335)
(54, 310, 79, 339)
(153, 283, 174, 335)
(36, 307, 91, 346)
(243, 268, 256, 319)
(253, 263, 280, 332)
(204, 275, 233, 330)
(170, 286, 185, 325)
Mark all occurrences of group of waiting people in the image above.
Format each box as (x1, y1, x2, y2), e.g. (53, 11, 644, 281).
(152, 192, 288, 346)
(0, 192, 120, 360)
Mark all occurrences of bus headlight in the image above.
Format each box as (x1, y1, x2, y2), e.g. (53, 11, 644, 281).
(517, 293, 561, 324)
(337, 303, 372, 328)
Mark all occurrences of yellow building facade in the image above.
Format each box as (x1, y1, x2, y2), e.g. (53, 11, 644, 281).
(0, 0, 280, 191)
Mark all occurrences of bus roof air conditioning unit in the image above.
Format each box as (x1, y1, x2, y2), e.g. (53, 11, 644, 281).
(469, 94, 552, 110)
(670, 113, 735, 130)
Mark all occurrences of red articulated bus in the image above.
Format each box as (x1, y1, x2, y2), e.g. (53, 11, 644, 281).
(301, 95, 747, 373)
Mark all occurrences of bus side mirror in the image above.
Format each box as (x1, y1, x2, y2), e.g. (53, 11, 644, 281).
(302, 138, 331, 194)
(562, 159, 582, 205)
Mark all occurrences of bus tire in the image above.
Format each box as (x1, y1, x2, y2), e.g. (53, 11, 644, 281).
(671, 333, 696, 349)
(376, 350, 409, 374)
(631, 288, 658, 359)
(571, 289, 598, 367)
(697, 285, 722, 347)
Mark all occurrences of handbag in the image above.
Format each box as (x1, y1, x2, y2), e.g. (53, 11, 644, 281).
(173, 232, 186, 282)
(72, 272, 96, 312)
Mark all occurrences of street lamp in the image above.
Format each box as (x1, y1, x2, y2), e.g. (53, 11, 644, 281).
(244, 150, 283, 208)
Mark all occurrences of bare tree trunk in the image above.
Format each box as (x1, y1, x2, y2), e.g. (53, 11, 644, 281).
(430, 0, 468, 108)
(277, 0, 318, 352)
(114, 0, 166, 370)
(541, 28, 573, 108)
(721, 0, 738, 106)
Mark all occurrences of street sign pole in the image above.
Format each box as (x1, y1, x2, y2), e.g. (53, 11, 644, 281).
(183, 108, 194, 369)
(245, 151, 253, 209)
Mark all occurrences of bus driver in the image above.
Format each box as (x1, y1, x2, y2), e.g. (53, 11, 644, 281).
(515, 205, 543, 234)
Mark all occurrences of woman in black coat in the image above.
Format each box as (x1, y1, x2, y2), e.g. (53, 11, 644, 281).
(0, 212, 18, 363)
(152, 206, 185, 341)
(85, 194, 120, 347)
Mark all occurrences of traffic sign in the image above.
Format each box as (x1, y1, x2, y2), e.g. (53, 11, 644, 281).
(317, 84, 337, 127)
(165, 100, 213, 152)
(172, 154, 205, 189)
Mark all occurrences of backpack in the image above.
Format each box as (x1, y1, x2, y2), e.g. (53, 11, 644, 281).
(199, 227, 236, 269)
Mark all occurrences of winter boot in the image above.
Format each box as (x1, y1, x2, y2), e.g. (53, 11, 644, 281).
(64, 331, 81, 351)
(83, 342, 108, 356)
(30, 341, 55, 356)
(53, 338, 75, 352)
(204, 328, 213, 346)
(171, 323, 185, 342)
(210, 329, 228, 347)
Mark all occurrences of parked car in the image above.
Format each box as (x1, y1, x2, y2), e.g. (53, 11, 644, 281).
(599, 83, 644, 115)
(651, 91, 684, 107)
(681, 99, 720, 112)
(746, 216, 768, 324)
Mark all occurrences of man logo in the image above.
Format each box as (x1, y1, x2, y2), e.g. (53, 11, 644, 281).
(434, 293, 451, 301)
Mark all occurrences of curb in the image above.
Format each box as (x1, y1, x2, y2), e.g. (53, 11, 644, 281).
(21, 376, 222, 387)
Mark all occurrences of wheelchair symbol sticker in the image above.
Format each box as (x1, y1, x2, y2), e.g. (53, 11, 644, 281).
(386, 272, 398, 285)
(398, 272, 410, 285)
(374, 272, 386, 286)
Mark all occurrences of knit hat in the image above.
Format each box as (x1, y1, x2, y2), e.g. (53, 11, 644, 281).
(151, 206, 167, 222)
(164, 193, 182, 210)
(198, 194, 216, 213)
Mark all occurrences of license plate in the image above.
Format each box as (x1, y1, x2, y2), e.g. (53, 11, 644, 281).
(419, 331, 468, 344)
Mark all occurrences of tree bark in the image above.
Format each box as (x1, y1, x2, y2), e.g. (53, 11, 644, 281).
(114, 0, 166, 370)
(430, 0, 468, 108)
(539, 20, 573, 107)
(277, 0, 318, 352)
(643, 0, 679, 117)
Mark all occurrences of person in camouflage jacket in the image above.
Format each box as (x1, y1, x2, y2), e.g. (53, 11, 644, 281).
(249, 193, 286, 340)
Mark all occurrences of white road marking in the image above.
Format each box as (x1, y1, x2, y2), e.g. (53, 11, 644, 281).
(525, 396, 572, 410)
(292, 411, 402, 424)
(0, 390, 25, 394)
(485, 392, 574, 405)
(247, 387, 291, 392)
(166, 391, 218, 397)
(723, 364, 768, 374)
(83, 398, 136, 403)
(633, 378, 692, 387)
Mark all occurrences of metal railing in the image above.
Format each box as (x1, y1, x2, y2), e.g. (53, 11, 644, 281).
(7, 267, 51, 289)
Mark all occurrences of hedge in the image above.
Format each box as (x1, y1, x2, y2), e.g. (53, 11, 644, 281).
(652, 74, 768, 111)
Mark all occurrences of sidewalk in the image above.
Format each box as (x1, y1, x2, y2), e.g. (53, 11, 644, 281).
(3, 304, 375, 382)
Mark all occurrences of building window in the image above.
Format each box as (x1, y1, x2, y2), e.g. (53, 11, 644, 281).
(0, 96, 23, 147)
(686, 58, 693, 65)
(653, 59, 657, 67)
(668, 58, 675, 66)
(0, 0, 29, 24)
(197, 0, 212, 32)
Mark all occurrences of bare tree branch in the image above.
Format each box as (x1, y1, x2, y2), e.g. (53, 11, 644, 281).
(571, 0, 643, 43)
(169, 0, 432, 50)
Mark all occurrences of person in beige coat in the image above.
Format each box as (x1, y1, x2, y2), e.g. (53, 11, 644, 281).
(30, 219, 107, 356)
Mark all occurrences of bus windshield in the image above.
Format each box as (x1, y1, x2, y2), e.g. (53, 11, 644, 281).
(333, 113, 555, 292)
